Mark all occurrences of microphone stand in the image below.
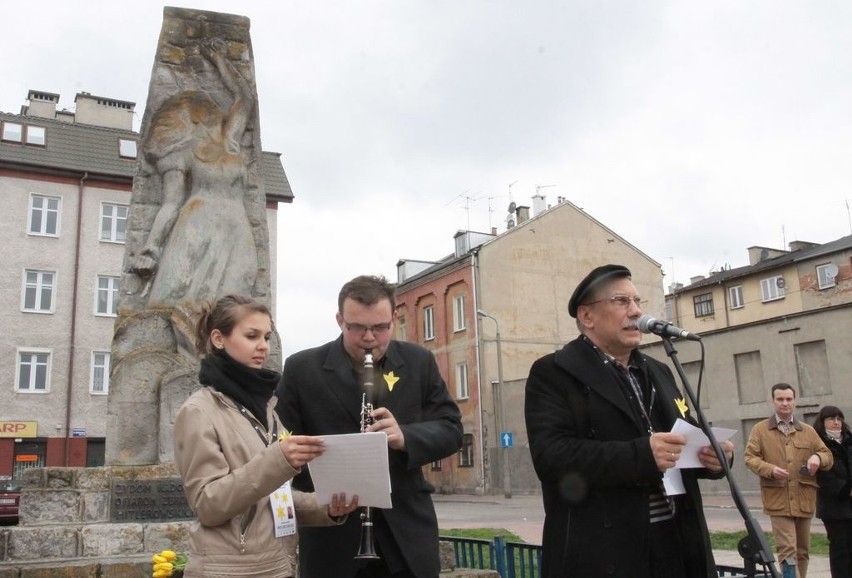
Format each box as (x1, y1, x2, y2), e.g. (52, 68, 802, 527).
(660, 337, 779, 578)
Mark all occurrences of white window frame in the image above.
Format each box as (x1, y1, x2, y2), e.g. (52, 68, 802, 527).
(28, 194, 61, 237)
(728, 285, 744, 309)
(423, 305, 435, 341)
(118, 138, 137, 159)
(453, 295, 466, 332)
(455, 362, 470, 400)
(816, 264, 836, 290)
(16, 348, 51, 393)
(91, 351, 111, 395)
(95, 275, 120, 317)
(760, 275, 786, 302)
(22, 269, 56, 313)
(100, 202, 128, 243)
(26, 125, 46, 146)
(2, 121, 23, 142)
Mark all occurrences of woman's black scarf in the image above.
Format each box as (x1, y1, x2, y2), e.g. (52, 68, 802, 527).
(199, 350, 281, 430)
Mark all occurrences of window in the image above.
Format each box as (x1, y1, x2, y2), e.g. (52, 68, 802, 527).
(795, 340, 831, 397)
(91, 351, 111, 394)
(430, 459, 443, 471)
(760, 276, 786, 302)
(455, 362, 470, 400)
(2, 122, 45, 146)
(118, 138, 137, 159)
(693, 292, 714, 317)
(28, 194, 61, 236)
(16, 349, 51, 392)
(96, 276, 119, 316)
(816, 264, 837, 290)
(26, 125, 46, 146)
(423, 306, 435, 341)
(2, 121, 23, 142)
(100, 203, 128, 242)
(728, 285, 744, 309)
(452, 295, 466, 331)
(459, 433, 474, 467)
(734, 351, 764, 404)
(22, 269, 55, 312)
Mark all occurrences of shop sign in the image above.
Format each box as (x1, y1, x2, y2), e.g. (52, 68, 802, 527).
(0, 421, 38, 438)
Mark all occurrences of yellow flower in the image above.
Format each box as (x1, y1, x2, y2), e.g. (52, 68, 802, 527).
(278, 428, 292, 442)
(151, 549, 188, 577)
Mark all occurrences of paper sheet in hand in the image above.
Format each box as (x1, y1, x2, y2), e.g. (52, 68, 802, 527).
(307, 432, 392, 509)
(671, 418, 737, 469)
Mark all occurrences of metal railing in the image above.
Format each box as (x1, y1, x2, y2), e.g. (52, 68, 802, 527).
(441, 536, 765, 578)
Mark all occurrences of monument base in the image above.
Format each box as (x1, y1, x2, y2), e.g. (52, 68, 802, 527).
(0, 465, 190, 576)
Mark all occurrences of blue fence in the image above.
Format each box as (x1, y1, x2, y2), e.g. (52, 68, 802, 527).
(442, 536, 540, 578)
(441, 536, 768, 578)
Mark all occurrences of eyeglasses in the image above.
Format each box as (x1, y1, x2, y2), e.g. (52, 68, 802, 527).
(342, 319, 393, 335)
(585, 295, 644, 309)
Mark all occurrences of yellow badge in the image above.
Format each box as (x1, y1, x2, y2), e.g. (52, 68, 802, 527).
(675, 397, 689, 418)
(384, 371, 400, 392)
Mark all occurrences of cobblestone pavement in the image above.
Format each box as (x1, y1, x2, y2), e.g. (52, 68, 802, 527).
(434, 492, 831, 577)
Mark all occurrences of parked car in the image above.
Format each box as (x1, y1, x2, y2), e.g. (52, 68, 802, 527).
(0, 478, 21, 525)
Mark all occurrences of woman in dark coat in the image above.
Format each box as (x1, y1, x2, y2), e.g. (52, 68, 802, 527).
(814, 405, 852, 578)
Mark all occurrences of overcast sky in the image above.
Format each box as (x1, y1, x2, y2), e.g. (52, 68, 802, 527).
(4, 1, 852, 357)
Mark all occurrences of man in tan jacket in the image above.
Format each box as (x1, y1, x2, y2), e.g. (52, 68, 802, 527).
(745, 383, 833, 578)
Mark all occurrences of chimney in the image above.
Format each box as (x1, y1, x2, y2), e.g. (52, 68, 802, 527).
(789, 240, 818, 252)
(532, 194, 547, 216)
(24, 90, 61, 119)
(516, 205, 530, 224)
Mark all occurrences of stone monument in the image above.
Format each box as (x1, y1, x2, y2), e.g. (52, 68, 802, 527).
(1, 8, 279, 574)
(107, 6, 280, 466)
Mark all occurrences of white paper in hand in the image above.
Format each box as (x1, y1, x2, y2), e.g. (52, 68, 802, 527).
(307, 432, 392, 509)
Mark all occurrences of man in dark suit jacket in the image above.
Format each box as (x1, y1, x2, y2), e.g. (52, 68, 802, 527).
(276, 274, 463, 578)
(524, 264, 734, 578)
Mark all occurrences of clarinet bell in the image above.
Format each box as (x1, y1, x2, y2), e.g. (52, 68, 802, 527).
(354, 510, 380, 560)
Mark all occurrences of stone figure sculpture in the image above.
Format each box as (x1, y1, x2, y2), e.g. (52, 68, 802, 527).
(106, 8, 279, 466)
(129, 37, 258, 304)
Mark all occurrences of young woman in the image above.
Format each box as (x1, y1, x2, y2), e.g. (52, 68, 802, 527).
(174, 295, 357, 577)
(814, 405, 852, 578)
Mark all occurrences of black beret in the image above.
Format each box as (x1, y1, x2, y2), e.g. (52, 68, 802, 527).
(568, 264, 632, 318)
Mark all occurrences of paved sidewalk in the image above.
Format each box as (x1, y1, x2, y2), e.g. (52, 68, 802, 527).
(434, 492, 832, 577)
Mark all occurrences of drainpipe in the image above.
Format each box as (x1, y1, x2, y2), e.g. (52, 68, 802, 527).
(64, 171, 88, 466)
(471, 250, 487, 493)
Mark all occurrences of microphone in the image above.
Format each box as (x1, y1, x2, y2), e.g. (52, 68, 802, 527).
(637, 314, 701, 341)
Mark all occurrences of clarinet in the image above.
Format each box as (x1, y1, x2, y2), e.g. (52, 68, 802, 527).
(355, 349, 380, 560)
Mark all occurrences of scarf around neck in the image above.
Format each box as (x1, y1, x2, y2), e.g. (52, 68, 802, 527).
(198, 350, 281, 430)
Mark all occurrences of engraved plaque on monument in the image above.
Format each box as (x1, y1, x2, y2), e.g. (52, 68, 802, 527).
(110, 478, 194, 522)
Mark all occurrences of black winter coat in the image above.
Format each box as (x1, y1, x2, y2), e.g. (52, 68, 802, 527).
(525, 337, 723, 578)
(816, 431, 852, 521)
(276, 336, 463, 578)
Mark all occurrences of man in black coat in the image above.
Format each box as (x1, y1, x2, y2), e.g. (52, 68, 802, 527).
(524, 264, 734, 578)
(276, 274, 463, 578)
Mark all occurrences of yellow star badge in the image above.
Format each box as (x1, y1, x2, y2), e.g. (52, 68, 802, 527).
(675, 397, 689, 418)
(384, 371, 400, 392)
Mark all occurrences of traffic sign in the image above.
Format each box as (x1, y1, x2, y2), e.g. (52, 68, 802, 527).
(500, 432, 513, 448)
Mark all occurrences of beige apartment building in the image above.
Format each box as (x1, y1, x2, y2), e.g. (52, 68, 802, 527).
(0, 90, 291, 478)
(642, 234, 852, 492)
(395, 196, 664, 494)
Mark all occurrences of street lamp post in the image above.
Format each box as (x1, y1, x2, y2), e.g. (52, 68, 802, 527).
(477, 309, 512, 499)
